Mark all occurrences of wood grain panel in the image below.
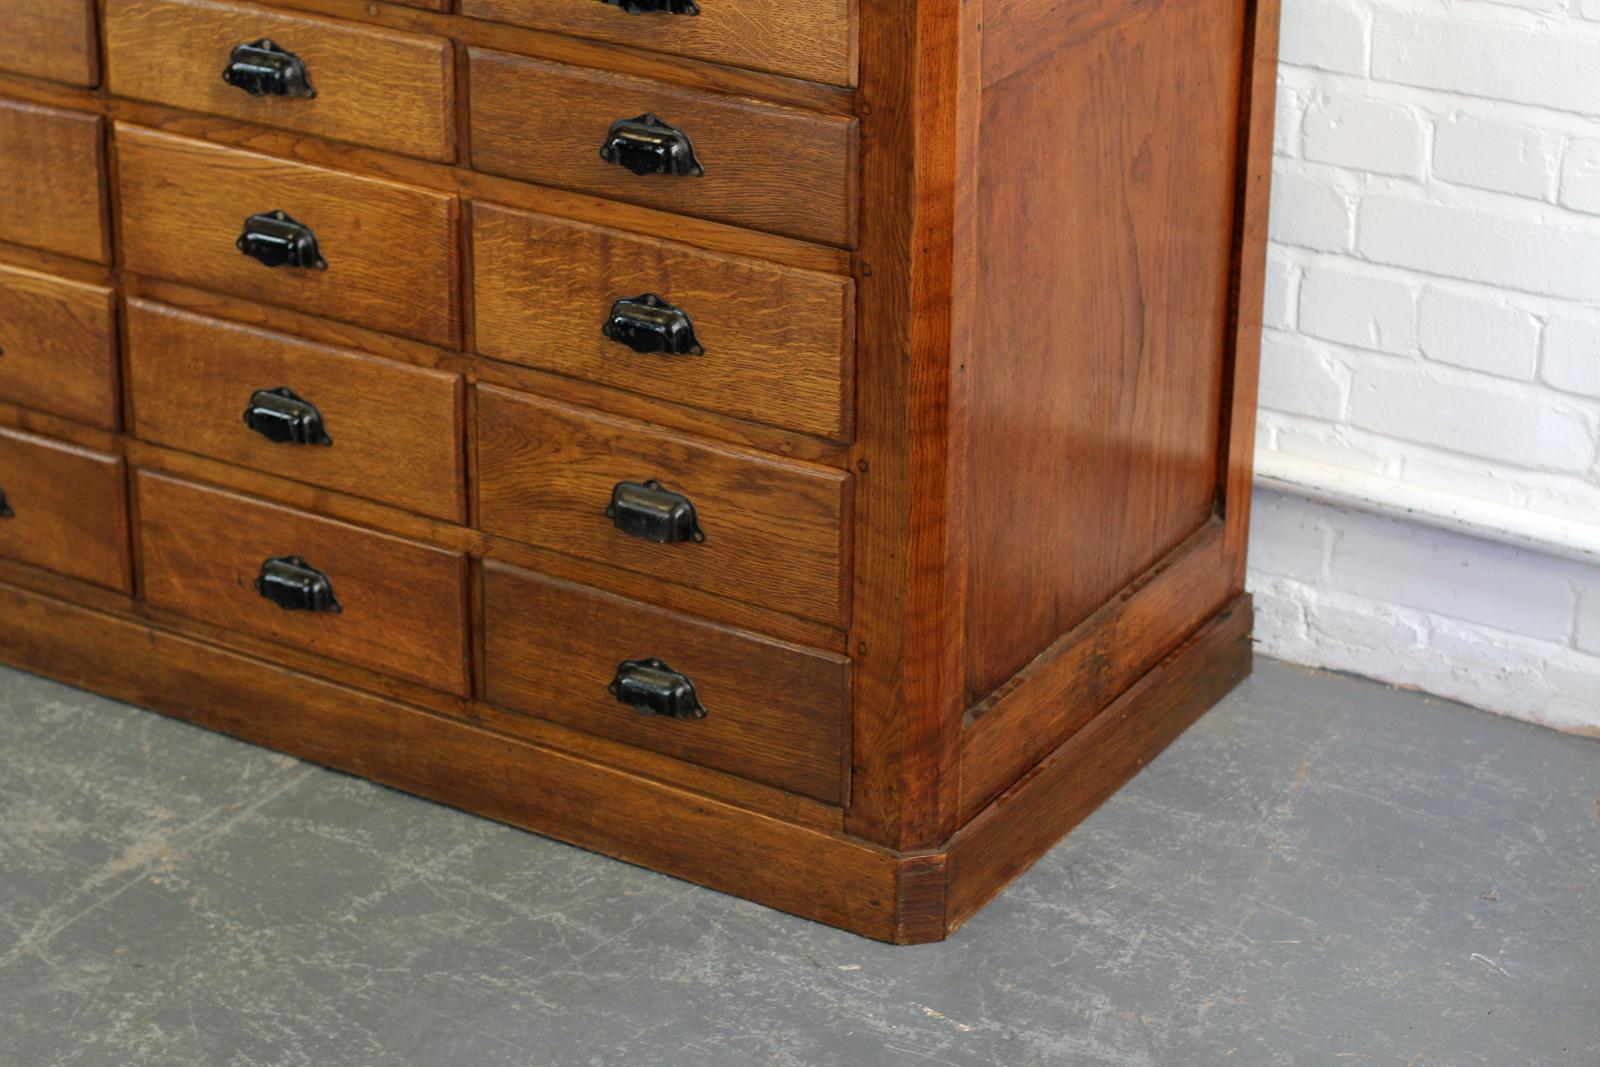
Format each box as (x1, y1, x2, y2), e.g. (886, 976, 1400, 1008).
(126, 300, 466, 520)
(476, 387, 851, 625)
(460, 0, 855, 87)
(483, 563, 848, 802)
(0, 427, 129, 591)
(0, 0, 99, 87)
(115, 124, 460, 345)
(468, 49, 857, 247)
(963, 0, 1244, 701)
(105, 0, 456, 161)
(472, 202, 854, 441)
(0, 263, 118, 429)
(0, 99, 107, 263)
(136, 470, 470, 693)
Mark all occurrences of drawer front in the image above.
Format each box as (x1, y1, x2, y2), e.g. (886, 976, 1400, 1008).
(0, 427, 130, 591)
(476, 387, 850, 625)
(468, 50, 857, 248)
(484, 563, 847, 802)
(0, 0, 98, 86)
(461, 0, 853, 88)
(106, 0, 456, 162)
(115, 125, 461, 346)
(0, 100, 108, 263)
(0, 264, 118, 429)
(472, 203, 854, 441)
(127, 300, 466, 521)
(136, 471, 470, 693)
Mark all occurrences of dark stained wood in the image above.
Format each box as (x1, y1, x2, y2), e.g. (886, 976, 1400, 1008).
(136, 470, 471, 694)
(946, 597, 1253, 933)
(0, 0, 99, 87)
(126, 299, 467, 520)
(460, 0, 855, 87)
(106, 0, 457, 161)
(114, 124, 461, 345)
(476, 386, 852, 626)
(467, 48, 858, 247)
(472, 202, 855, 442)
(483, 562, 849, 802)
(0, 427, 130, 591)
(0, 99, 108, 263)
(0, 263, 119, 429)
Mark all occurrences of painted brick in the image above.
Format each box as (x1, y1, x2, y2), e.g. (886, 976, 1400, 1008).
(1263, 247, 1298, 330)
(1299, 263, 1417, 353)
(1578, 585, 1600, 656)
(1248, 491, 1335, 579)
(1582, 0, 1600, 21)
(1303, 94, 1426, 177)
(1358, 196, 1600, 303)
(1275, 83, 1310, 158)
(1259, 332, 1348, 419)
(1434, 113, 1561, 200)
(1349, 362, 1597, 471)
(1370, 10, 1600, 116)
(1270, 167, 1356, 251)
(1279, 0, 1368, 75)
(1418, 289, 1540, 380)
(1560, 139, 1600, 216)
(1399, 454, 1527, 506)
(1540, 317, 1600, 398)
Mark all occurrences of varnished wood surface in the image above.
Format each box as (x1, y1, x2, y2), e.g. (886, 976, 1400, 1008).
(0, 99, 108, 264)
(0, 427, 130, 592)
(472, 202, 854, 442)
(468, 48, 858, 247)
(460, 0, 856, 88)
(115, 124, 461, 346)
(0, 264, 119, 430)
(0, 0, 99, 87)
(476, 387, 852, 626)
(126, 300, 467, 521)
(106, 0, 457, 161)
(483, 563, 849, 803)
(136, 470, 472, 694)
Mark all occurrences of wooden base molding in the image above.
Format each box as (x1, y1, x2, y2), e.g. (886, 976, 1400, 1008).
(0, 578, 1250, 943)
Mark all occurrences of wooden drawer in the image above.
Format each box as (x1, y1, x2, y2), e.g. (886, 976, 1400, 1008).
(0, 0, 98, 86)
(0, 264, 118, 430)
(468, 51, 857, 248)
(461, 0, 853, 88)
(115, 125, 461, 346)
(105, 0, 456, 162)
(0, 427, 129, 592)
(0, 99, 108, 263)
(472, 203, 854, 441)
(126, 301, 466, 521)
(136, 471, 470, 694)
(484, 563, 847, 802)
(476, 387, 850, 625)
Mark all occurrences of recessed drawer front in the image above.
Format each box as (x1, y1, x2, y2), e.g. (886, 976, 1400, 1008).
(0, 100, 108, 263)
(472, 203, 854, 441)
(0, 427, 130, 592)
(115, 125, 460, 346)
(468, 50, 857, 248)
(476, 387, 850, 625)
(0, 264, 118, 430)
(105, 0, 456, 161)
(127, 300, 466, 521)
(0, 0, 98, 86)
(484, 563, 847, 802)
(460, 0, 854, 88)
(136, 471, 471, 694)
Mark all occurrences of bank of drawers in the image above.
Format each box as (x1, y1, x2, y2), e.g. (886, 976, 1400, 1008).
(0, 0, 855, 806)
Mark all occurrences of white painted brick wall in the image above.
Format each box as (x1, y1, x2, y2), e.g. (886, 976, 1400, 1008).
(1252, 0, 1600, 735)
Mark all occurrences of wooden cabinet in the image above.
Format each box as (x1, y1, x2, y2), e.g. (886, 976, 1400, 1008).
(0, 0, 1278, 943)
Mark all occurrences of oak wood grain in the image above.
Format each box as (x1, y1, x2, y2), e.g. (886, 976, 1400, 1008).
(472, 202, 855, 442)
(0, 263, 119, 429)
(0, 0, 99, 87)
(0, 99, 108, 263)
(0, 426, 130, 591)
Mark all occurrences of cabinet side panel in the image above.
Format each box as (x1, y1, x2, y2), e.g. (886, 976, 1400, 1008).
(964, 0, 1248, 701)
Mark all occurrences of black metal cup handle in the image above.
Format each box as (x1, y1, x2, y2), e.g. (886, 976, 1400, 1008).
(609, 658, 707, 719)
(0, 485, 12, 519)
(238, 210, 328, 271)
(255, 556, 342, 614)
(243, 387, 333, 446)
(598, 0, 701, 13)
(222, 38, 316, 99)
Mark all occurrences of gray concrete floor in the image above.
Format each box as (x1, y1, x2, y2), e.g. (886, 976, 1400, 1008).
(0, 659, 1596, 1067)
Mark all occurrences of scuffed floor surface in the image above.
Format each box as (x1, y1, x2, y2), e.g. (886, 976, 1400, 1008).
(0, 658, 1596, 1066)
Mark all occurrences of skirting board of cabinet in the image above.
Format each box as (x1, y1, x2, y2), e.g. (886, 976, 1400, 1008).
(0, 580, 1251, 943)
